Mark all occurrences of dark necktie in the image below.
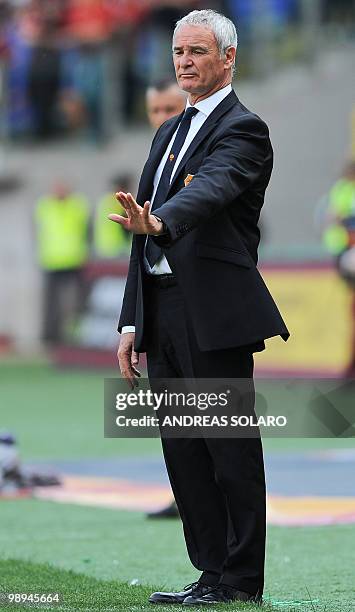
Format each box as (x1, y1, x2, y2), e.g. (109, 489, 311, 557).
(146, 106, 199, 268)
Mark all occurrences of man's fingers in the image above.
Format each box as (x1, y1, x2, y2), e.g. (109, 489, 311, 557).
(117, 333, 139, 389)
(142, 201, 151, 220)
(121, 372, 138, 390)
(143, 202, 154, 231)
(126, 372, 139, 389)
(131, 350, 139, 366)
(108, 213, 129, 227)
(115, 191, 128, 202)
(117, 192, 144, 219)
(126, 192, 137, 204)
(118, 357, 139, 388)
(115, 192, 127, 207)
(115, 192, 130, 213)
(126, 193, 143, 215)
(114, 193, 132, 223)
(131, 348, 141, 376)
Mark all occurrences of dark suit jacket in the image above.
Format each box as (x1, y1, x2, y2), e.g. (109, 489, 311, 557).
(118, 90, 289, 352)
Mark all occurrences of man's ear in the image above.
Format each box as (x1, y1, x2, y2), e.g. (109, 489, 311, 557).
(224, 46, 236, 70)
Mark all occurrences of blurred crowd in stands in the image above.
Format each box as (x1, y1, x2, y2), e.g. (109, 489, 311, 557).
(0, 0, 354, 143)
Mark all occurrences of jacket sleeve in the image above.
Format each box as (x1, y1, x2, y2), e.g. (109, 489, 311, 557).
(117, 236, 139, 332)
(152, 115, 271, 243)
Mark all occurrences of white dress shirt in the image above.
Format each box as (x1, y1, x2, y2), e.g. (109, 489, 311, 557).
(122, 84, 232, 334)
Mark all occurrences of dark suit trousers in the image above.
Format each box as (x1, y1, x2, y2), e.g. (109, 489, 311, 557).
(144, 280, 266, 597)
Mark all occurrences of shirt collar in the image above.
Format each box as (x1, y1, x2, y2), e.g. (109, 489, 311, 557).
(186, 84, 232, 117)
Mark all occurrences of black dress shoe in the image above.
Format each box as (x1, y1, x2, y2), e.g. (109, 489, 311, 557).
(183, 584, 262, 606)
(149, 581, 214, 604)
(146, 501, 180, 519)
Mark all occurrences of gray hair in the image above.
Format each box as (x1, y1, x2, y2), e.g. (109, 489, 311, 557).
(173, 9, 238, 64)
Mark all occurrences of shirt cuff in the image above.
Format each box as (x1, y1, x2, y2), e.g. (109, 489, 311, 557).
(121, 326, 135, 334)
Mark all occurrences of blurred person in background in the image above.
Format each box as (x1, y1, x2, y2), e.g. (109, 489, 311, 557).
(94, 174, 133, 259)
(62, 0, 108, 143)
(35, 180, 89, 345)
(322, 160, 355, 377)
(1, 1, 44, 138)
(146, 77, 187, 131)
(67, 41, 105, 143)
(26, 0, 66, 139)
(110, 9, 288, 606)
(144, 77, 186, 520)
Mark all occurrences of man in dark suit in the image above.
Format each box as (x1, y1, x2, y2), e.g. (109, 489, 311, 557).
(109, 9, 289, 606)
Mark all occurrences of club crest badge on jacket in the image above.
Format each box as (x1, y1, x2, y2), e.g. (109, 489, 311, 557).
(184, 174, 194, 187)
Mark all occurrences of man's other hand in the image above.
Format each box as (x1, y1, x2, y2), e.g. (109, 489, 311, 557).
(117, 332, 141, 389)
(108, 192, 163, 235)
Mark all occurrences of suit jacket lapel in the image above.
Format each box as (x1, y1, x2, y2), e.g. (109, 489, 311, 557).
(169, 90, 238, 192)
(136, 112, 183, 204)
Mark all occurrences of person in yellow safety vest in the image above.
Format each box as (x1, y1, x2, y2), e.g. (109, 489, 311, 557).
(323, 161, 355, 256)
(94, 174, 133, 258)
(35, 181, 89, 344)
(323, 161, 355, 378)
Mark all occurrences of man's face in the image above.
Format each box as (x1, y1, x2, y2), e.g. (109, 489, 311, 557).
(172, 24, 235, 101)
(146, 85, 186, 130)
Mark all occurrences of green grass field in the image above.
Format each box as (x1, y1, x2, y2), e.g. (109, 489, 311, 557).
(1, 361, 354, 612)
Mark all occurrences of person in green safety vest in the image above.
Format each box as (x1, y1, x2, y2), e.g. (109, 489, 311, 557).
(323, 161, 355, 256)
(94, 174, 133, 258)
(35, 181, 89, 344)
(322, 161, 355, 377)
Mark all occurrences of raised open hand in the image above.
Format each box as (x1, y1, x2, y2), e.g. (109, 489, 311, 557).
(108, 192, 163, 235)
